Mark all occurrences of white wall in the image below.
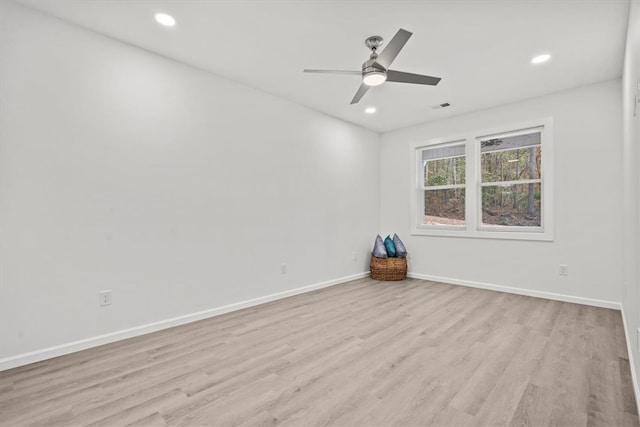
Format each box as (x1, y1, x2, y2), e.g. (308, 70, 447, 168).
(381, 80, 622, 304)
(0, 2, 380, 366)
(622, 0, 640, 393)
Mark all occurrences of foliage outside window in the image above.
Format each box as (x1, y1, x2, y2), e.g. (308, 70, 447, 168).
(411, 119, 553, 241)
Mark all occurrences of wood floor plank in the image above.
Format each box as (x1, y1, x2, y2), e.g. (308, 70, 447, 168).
(0, 278, 637, 426)
(509, 383, 557, 427)
(473, 332, 548, 425)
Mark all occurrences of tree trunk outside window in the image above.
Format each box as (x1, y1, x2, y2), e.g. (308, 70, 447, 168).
(527, 146, 536, 215)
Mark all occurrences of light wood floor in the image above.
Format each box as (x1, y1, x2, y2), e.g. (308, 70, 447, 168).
(0, 278, 638, 426)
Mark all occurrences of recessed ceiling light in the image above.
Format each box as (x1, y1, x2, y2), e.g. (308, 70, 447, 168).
(531, 54, 551, 64)
(365, 107, 376, 114)
(155, 13, 176, 27)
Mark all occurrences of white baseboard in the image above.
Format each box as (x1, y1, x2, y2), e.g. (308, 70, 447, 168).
(620, 305, 640, 416)
(407, 272, 621, 309)
(0, 272, 369, 371)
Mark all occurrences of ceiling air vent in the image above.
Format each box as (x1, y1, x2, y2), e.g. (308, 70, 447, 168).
(432, 102, 451, 110)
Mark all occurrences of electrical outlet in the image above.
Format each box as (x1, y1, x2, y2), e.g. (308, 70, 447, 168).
(99, 290, 112, 306)
(559, 265, 569, 276)
(353, 252, 358, 262)
(280, 263, 287, 274)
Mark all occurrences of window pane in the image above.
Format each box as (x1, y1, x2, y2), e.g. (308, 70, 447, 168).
(481, 183, 541, 227)
(422, 144, 466, 187)
(424, 188, 465, 226)
(481, 146, 541, 183)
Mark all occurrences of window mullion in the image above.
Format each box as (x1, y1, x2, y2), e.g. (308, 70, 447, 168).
(466, 137, 478, 232)
(480, 179, 542, 187)
(420, 184, 466, 191)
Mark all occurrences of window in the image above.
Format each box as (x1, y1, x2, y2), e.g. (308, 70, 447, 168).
(419, 142, 466, 228)
(411, 119, 553, 241)
(479, 129, 542, 230)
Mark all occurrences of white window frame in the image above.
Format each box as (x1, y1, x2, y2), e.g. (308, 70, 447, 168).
(410, 118, 554, 241)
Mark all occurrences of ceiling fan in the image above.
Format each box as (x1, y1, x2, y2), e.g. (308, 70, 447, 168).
(304, 29, 441, 104)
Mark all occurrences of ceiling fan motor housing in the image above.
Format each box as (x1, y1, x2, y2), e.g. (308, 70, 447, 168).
(362, 58, 387, 86)
(362, 59, 386, 73)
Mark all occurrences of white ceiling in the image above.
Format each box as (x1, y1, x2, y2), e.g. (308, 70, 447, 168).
(14, 0, 630, 133)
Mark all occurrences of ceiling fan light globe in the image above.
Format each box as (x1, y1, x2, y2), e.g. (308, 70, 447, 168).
(363, 71, 387, 86)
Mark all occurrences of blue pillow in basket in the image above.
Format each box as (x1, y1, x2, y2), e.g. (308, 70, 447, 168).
(384, 235, 397, 257)
(373, 235, 388, 258)
(393, 234, 407, 258)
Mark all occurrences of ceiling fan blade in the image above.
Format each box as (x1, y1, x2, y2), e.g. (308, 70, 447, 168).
(350, 83, 370, 104)
(303, 69, 361, 76)
(386, 70, 441, 86)
(375, 29, 412, 70)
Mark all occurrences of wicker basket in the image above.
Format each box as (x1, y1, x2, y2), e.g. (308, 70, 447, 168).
(370, 255, 407, 281)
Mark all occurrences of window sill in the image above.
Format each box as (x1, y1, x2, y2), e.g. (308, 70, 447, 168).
(411, 227, 553, 242)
